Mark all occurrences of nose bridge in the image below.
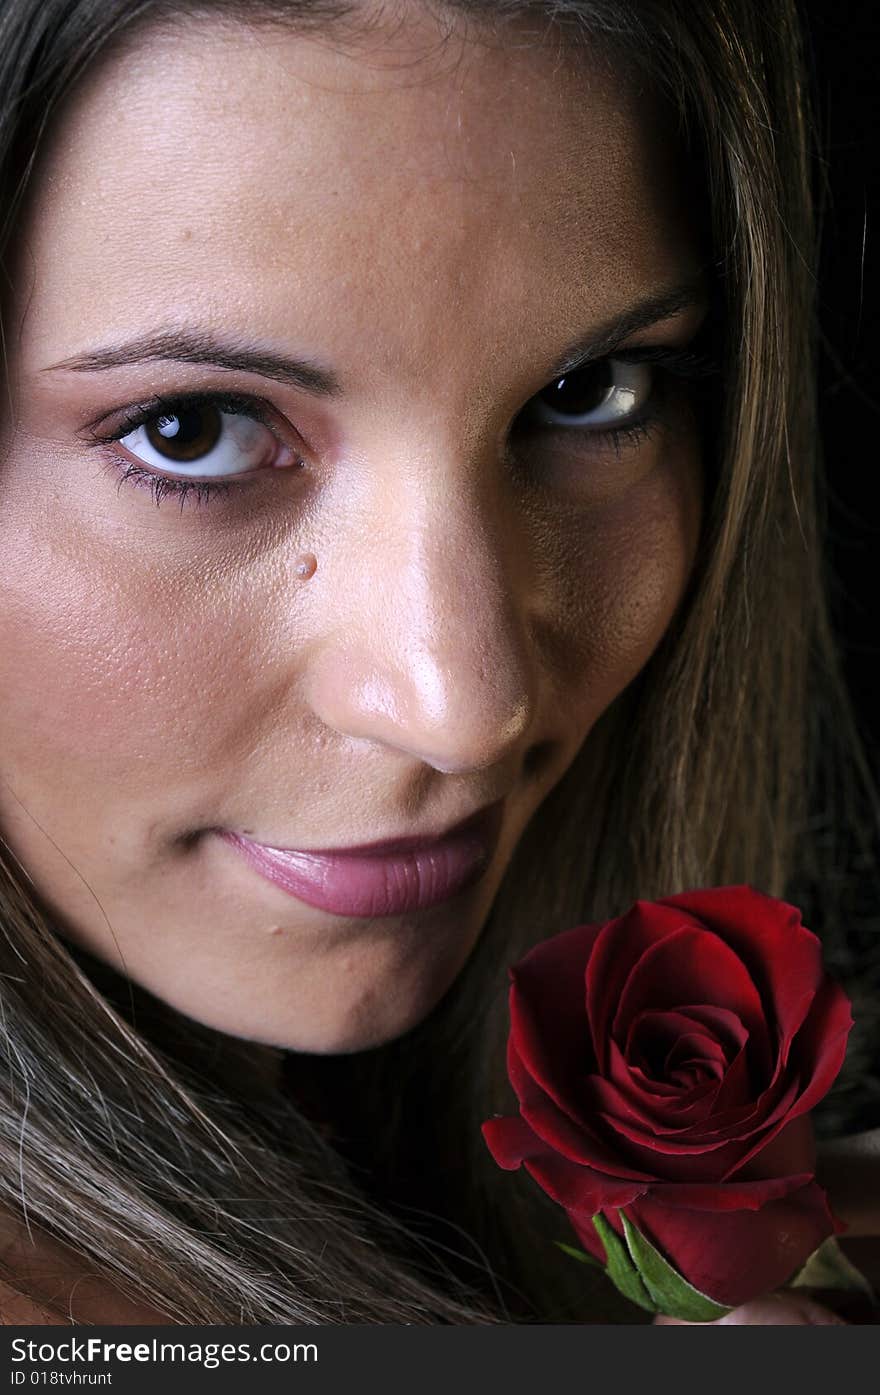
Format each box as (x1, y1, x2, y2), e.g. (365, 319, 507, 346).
(309, 445, 537, 774)
(397, 464, 523, 715)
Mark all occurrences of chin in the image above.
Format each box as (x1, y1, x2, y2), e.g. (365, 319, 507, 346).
(174, 972, 454, 1058)
(265, 993, 446, 1055)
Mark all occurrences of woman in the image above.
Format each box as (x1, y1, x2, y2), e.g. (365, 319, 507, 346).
(0, 0, 876, 1326)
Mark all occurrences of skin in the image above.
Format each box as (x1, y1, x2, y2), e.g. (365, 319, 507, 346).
(654, 1295, 848, 1325)
(0, 8, 708, 1062)
(0, 7, 870, 1326)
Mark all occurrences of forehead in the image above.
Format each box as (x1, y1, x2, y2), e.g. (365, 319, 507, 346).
(17, 10, 696, 383)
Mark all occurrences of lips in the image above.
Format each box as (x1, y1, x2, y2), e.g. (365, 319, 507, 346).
(218, 800, 505, 917)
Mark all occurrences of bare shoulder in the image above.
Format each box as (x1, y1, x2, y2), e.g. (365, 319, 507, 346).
(0, 1204, 171, 1326)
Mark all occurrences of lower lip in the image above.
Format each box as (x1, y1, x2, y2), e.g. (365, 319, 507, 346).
(218, 807, 503, 918)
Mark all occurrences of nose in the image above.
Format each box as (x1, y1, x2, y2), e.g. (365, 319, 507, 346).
(302, 459, 540, 775)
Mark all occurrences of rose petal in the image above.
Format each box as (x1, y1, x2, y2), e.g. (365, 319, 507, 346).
(655, 886, 825, 1061)
(661, 1004, 751, 1059)
(508, 922, 603, 1121)
(710, 1036, 753, 1112)
(776, 977, 854, 1120)
(664, 1032, 726, 1083)
(649, 1172, 814, 1211)
(520, 1148, 649, 1215)
(606, 1041, 731, 1137)
(508, 1033, 655, 1180)
(605, 1043, 725, 1127)
(594, 1108, 736, 1165)
(731, 1114, 815, 1183)
(626, 1061, 704, 1099)
(628, 1067, 723, 1119)
(626, 1179, 838, 1307)
(585, 901, 700, 1068)
(588, 1076, 805, 1185)
(625, 1008, 729, 1078)
(481, 1111, 549, 1169)
(480, 1111, 650, 1213)
(698, 1069, 802, 1143)
(612, 926, 772, 1080)
(716, 1078, 819, 1179)
(589, 1059, 799, 1145)
(608, 1004, 749, 1118)
(608, 1037, 682, 1099)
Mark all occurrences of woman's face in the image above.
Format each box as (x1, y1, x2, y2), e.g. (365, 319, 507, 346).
(0, 9, 706, 1052)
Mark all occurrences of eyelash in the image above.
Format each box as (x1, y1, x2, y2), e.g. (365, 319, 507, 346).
(515, 341, 719, 461)
(93, 390, 270, 511)
(93, 345, 719, 511)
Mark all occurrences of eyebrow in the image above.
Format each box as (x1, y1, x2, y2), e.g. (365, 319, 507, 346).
(547, 275, 710, 379)
(47, 331, 343, 397)
(45, 275, 709, 395)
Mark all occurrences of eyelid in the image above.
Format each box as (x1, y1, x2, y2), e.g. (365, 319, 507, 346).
(83, 388, 279, 443)
(85, 387, 312, 491)
(525, 340, 719, 423)
(85, 387, 307, 515)
(556, 338, 722, 385)
(609, 342, 721, 379)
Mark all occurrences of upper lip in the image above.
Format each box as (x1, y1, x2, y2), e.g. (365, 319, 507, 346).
(239, 798, 505, 858)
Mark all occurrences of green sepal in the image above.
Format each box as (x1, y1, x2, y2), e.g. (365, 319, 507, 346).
(591, 1213, 657, 1313)
(554, 1240, 602, 1269)
(619, 1212, 733, 1322)
(557, 1249, 605, 1272)
(788, 1235, 877, 1302)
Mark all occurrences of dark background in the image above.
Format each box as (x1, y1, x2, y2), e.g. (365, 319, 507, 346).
(806, 0, 879, 758)
(799, 2, 880, 1137)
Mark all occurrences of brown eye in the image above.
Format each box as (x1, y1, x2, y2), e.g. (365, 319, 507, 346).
(145, 405, 222, 462)
(116, 401, 286, 479)
(527, 359, 654, 429)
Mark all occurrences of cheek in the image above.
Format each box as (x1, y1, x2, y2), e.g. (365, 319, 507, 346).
(0, 493, 270, 823)
(0, 429, 701, 844)
(532, 433, 702, 727)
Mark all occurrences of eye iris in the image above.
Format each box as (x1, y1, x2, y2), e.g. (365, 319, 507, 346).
(539, 362, 615, 417)
(145, 406, 222, 461)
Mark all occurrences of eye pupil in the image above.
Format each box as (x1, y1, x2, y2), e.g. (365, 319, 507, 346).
(539, 361, 614, 416)
(146, 406, 222, 461)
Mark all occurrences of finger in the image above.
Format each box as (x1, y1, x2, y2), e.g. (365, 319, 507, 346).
(653, 1293, 848, 1325)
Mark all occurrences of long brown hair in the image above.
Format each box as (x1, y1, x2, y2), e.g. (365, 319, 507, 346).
(0, 0, 876, 1324)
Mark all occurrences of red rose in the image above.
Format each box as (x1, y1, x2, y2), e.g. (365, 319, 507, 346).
(482, 885, 853, 1308)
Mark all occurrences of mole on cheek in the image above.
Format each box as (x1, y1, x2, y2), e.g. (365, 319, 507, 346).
(295, 554, 317, 580)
